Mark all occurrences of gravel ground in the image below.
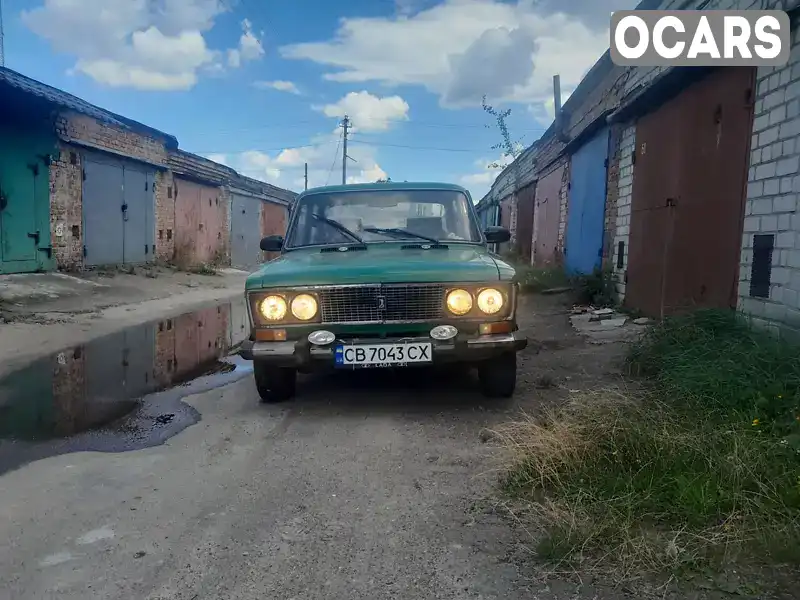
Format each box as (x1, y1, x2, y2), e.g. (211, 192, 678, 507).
(0, 294, 637, 600)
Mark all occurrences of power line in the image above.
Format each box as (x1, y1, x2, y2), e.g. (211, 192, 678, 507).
(325, 132, 343, 186)
(349, 140, 484, 153)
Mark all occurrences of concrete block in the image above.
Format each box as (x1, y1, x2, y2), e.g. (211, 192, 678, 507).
(788, 249, 800, 269)
(772, 267, 790, 285)
(780, 176, 794, 194)
(751, 197, 773, 214)
(777, 231, 796, 248)
(783, 138, 796, 155)
(784, 288, 799, 309)
(760, 127, 780, 147)
(764, 301, 787, 323)
(743, 216, 760, 232)
(764, 89, 786, 110)
(743, 232, 753, 249)
(791, 268, 800, 292)
(777, 156, 800, 176)
(764, 178, 780, 196)
(771, 285, 784, 303)
(761, 214, 778, 231)
(788, 99, 800, 119)
(755, 162, 777, 180)
(780, 67, 792, 87)
(774, 193, 798, 212)
(753, 113, 771, 132)
(740, 297, 766, 318)
(787, 73, 800, 97)
(779, 214, 793, 231)
(769, 104, 787, 126)
(762, 146, 774, 163)
(778, 118, 800, 140)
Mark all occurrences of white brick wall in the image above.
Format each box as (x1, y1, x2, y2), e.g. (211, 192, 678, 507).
(738, 23, 800, 338)
(612, 124, 637, 300)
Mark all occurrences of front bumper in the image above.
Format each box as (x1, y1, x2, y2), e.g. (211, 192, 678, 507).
(239, 331, 528, 368)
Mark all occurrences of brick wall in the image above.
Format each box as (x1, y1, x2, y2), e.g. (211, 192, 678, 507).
(155, 170, 175, 262)
(219, 186, 231, 265)
(260, 200, 287, 262)
(611, 124, 636, 300)
(603, 125, 624, 267)
(49, 143, 84, 269)
(51, 346, 87, 437)
(154, 317, 177, 387)
(556, 161, 570, 257)
(57, 112, 167, 166)
(50, 111, 170, 270)
(737, 24, 800, 338)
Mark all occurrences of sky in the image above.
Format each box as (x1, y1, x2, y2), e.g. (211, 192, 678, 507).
(2, 0, 638, 200)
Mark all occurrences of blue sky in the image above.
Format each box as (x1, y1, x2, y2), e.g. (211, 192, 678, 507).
(3, 0, 635, 199)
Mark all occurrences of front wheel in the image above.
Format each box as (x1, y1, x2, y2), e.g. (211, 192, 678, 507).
(254, 361, 297, 403)
(477, 352, 517, 398)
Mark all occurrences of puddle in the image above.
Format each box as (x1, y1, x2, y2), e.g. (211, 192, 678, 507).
(0, 297, 253, 475)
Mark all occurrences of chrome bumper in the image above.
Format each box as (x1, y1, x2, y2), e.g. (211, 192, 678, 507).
(238, 331, 527, 365)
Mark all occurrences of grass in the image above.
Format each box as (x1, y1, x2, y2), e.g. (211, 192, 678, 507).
(510, 261, 618, 308)
(186, 263, 218, 276)
(495, 309, 800, 587)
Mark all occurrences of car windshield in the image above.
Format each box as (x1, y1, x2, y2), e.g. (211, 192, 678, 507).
(286, 189, 482, 248)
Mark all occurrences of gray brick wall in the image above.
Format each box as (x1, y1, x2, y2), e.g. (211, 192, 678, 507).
(611, 124, 636, 300)
(738, 24, 800, 338)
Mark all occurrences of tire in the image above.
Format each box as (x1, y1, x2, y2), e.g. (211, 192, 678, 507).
(477, 352, 517, 398)
(253, 361, 297, 403)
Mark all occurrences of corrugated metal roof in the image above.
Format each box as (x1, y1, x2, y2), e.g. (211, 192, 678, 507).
(0, 67, 177, 146)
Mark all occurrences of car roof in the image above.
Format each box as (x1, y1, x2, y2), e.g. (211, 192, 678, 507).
(295, 181, 471, 200)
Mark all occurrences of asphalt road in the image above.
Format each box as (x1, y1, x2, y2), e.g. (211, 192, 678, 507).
(0, 360, 543, 600)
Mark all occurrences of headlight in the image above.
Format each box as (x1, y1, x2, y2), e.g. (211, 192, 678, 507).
(477, 288, 504, 314)
(291, 293, 318, 321)
(259, 295, 287, 321)
(446, 289, 473, 315)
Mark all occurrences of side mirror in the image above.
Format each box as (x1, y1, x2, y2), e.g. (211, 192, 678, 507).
(260, 235, 284, 252)
(484, 226, 511, 244)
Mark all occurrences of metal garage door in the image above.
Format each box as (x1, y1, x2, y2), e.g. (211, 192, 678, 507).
(230, 192, 263, 270)
(626, 67, 754, 317)
(565, 128, 609, 274)
(533, 163, 565, 266)
(83, 154, 155, 267)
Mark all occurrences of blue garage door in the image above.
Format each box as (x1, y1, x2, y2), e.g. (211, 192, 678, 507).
(565, 128, 609, 274)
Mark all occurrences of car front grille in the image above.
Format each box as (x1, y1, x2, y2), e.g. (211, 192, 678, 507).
(318, 284, 446, 323)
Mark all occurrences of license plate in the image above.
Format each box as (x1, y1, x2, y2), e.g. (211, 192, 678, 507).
(334, 343, 432, 368)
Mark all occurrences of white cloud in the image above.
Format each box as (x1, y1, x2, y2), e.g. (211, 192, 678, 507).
(208, 130, 389, 190)
(23, 0, 264, 91)
(254, 80, 301, 94)
(318, 91, 409, 133)
(280, 0, 627, 109)
(228, 19, 264, 67)
(459, 153, 514, 199)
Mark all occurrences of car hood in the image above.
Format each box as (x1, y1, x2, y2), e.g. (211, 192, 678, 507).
(246, 244, 507, 289)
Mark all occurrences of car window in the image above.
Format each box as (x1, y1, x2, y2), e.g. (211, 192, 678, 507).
(287, 189, 481, 247)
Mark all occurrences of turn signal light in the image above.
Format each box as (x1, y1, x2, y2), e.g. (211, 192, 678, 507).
(255, 329, 287, 341)
(479, 321, 512, 335)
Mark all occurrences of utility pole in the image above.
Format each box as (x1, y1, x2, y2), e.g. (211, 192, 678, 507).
(304, 162, 308, 190)
(341, 115, 350, 185)
(0, 0, 5, 67)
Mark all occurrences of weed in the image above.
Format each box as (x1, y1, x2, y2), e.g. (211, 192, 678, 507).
(187, 263, 218, 276)
(495, 310, 800, 587)
(513, 265, 572, 294)
(573, 268, 618, 308)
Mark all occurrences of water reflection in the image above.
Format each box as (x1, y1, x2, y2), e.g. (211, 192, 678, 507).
(0, 297, 249, 441)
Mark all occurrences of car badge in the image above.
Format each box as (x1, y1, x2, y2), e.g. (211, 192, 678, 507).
(338, 246, 349, 252)
(421, 244, 432, 250)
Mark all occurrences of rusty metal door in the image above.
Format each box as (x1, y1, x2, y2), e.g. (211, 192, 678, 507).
(231, 192, 263, 269)
(626, 67, 755, 317)
(174, 177, 201, 266)
(515, 182, 536, 262)
(533, 165, 564, 266)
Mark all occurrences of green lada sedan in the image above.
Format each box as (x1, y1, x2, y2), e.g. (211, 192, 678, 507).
(239, 182, 527, 402)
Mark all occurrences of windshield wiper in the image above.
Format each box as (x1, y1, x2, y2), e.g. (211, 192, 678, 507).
(362, 227, 439, 244)
(311, 214, 365, 245)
